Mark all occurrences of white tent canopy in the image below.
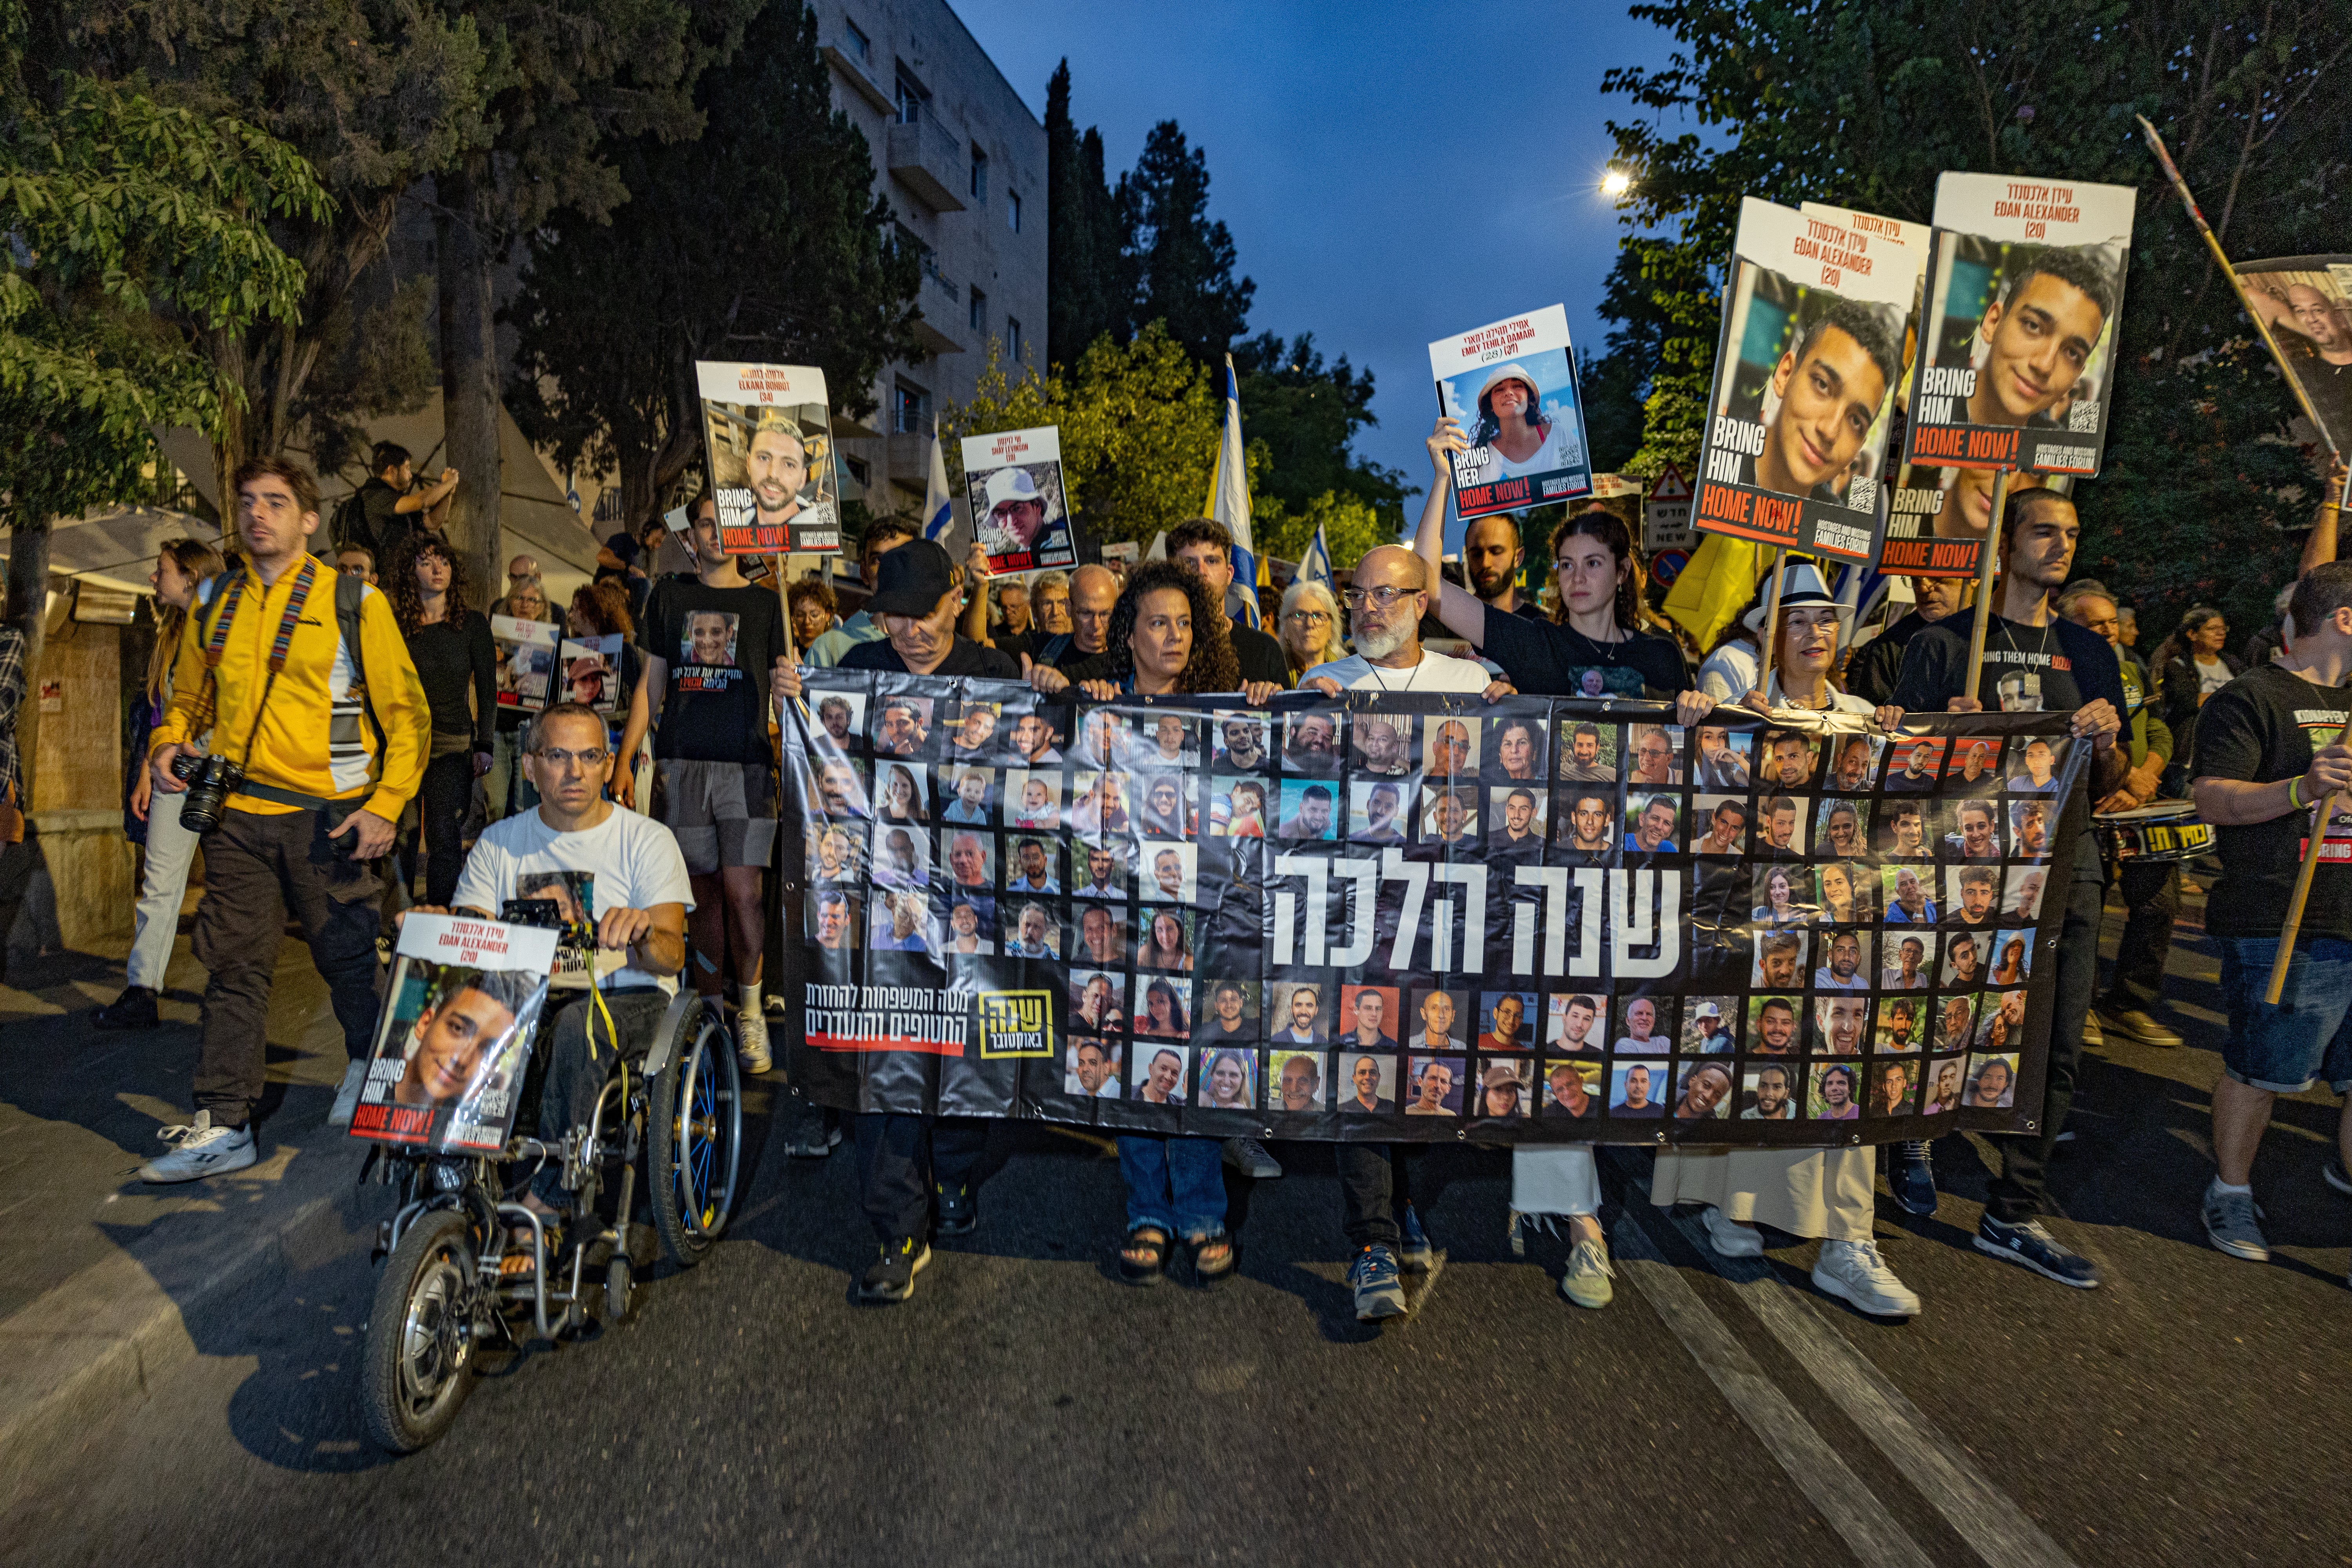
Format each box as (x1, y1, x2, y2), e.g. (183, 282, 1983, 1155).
(0, 505, 224, 598)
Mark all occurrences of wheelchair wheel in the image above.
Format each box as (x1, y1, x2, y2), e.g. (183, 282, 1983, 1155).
(360, 1209, 481, 1454)
(648, 999, 743, 1267)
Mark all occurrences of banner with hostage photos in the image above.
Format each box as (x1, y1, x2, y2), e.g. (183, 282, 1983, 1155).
(782, 674, 2086, 1146)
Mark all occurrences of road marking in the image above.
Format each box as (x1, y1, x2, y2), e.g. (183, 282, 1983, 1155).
(1611, 1216, 1936, 1568)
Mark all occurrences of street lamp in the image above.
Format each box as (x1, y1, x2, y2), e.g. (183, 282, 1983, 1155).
(1599, 168, 1633, 198)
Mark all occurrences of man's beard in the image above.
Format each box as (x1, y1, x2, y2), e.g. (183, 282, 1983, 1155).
(1353, 620, 1413, 661)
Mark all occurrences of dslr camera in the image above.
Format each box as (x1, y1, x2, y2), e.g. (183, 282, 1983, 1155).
(169, 753, 246, 835)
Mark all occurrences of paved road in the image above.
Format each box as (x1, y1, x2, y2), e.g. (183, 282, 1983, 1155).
(5, 890, 2351, 1568)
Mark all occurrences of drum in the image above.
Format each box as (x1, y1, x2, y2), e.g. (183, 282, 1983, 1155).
(2094, 800, 2212, 862)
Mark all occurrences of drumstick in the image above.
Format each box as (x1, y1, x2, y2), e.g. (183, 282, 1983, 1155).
(1962, 468, 2011, 694)
(1755, 548, 1786, 699)
(2266, 725, 2348, 1005)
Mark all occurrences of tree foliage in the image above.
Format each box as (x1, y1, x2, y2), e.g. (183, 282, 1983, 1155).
(947, 323, 1260, 550)
(1, 2, 325, 526)
(507, 0, 921, 528)
(1043, 59, 1127, 372)
(1114, 122, 1255, 368)
(63, 0, 490, 491)
(1600, 0, 2349, 642)
(1253, 490, 1396, 575)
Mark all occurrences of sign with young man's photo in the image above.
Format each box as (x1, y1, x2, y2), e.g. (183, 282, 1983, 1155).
(2236, 254, 2352, 456)
(782, 673, 2084, 1146)
(695, 360, 841, 556)
(347, 914, 558, 1152)
(1691, 198, 1923, 563)
(962, 424, 1076, 575)
(1428, 305, 1593, 523)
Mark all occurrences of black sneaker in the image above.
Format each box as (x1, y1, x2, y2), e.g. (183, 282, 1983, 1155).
(786, 1106, 841, 1159)
(935, 1181, 978, 1237)
(1889, 1140, 1938, 1216)
(857, 1236, 931, 1303)
(1975, 1214, 2101, 1288)
(93, 986, 160, 1031)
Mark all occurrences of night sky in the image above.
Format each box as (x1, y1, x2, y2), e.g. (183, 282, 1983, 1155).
(953, 0, 1679, 506)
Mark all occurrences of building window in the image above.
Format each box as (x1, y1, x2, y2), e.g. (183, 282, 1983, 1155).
(842, 19, 869, 65)
(969, 149, 988, 201)
(844, 456, 871, 488)
(893, 381, 931, 435)
(1007, 190, 1022, 232)
(968, 287, 986, 334)
(894, 71, 927, 125)
(1006, 316, 1025, 363)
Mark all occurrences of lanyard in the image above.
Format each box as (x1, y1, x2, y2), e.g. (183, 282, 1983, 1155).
(196, 559, 321, 765)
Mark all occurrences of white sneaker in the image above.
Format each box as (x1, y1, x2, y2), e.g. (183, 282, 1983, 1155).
(1701, 1204, 1765, 1257)
(736, 1009, 771, 1074)
(327, 1059, 367, 1130)
(1813, 1237, 1922, 1317)
(138, 1112, 258, 1183)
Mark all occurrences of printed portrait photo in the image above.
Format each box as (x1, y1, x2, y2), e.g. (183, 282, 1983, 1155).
(1555, 720, 1619, 782)
(1809, 1061, 1862, 1121)
(1745, 995, 1802, 1056)
(998, 900, 1062, 959)
(2004, 866, 2048, 923)
(1935, 993, 1980, 1053)
(1755, 730, 1820, 790)
(1338, 1052, 1398, 1114)
(1815, 798, 1871, 860)
(1812, 993, 1871, 1058)
(1542, 1059, 1603, 1118)
(1873, 997, 1926, 1054)
(1129, 1044, 1190, 1105)
(1751, 928, 1808, 988)
(1408, 986, 1471, 1052)
(1136, 772, 1195, 841)
(1813, 859, 1874, 924)
(935, 895, 995, 958)
(1545, 991, 1608, 1054)
(1689, 724, 1752, 790)
(1069, 969, 1128, 1034)
(946, 700, 1005, 764)
(1350, 712, 1414, 778)
(1622, 793, 1681, 854)
(805, 822, 865, 886)
(1741, 1062, 1800, 1119)
(813, 756, 872, 821)
(1613, 993, 1676, 1054)
(1812, 928, 1872, 991)
(1347, 778, 1411, 846)
(1064, 1039, 1123, 1098)
(1421, 716, 1482, 778)
(874, 761, 930, 826)
(1867, 1058, 1921, 1119)
(1005, 768, 1062, 831)
(1280, 710, 1344, 776)
(1920, 1054, 1967, 1116)
(1072, 842, 1129, 900)
(1134, 710, 1199, 771)
(1419, 784, 1481, 847)
(1131, 975, 1195, 1041)
(1621, 723, 1684, 788)
(872, 826, 932, 890)
(1755, 792, 1809, 856)
(1483, 715, 1549, 785)
(1825, 733, 1883, 794)
(1134, 906, 1195, 972)
(1194, 1046, 1258, 1112)
(936, 828, 995, 900)
(1143, 842, 1200, 905)
(1210, 776, 1270, 838)
(2008, 797, 2055, 860)
(811, 691, 869, 753)
(1883, 735, 1945, 792)
(1966, 1051, 2021, 1109)
(1555, 788, 1619, 854)
(1267, 1049, 1328, 1113)
(1477, 989, 1539, 1052)
(1877, 798, 1932, 859)
(1403, 1053, 1467, 1116)
(1194, 978, 1259, 1044)
(1210, 711, 1271, 772)
(1674, 1060, 1734, 1121)
(1277, 779, 1341, 841)
(1987, 929, 2035, 985)
(866, 887, 935, 953)
(1682, 997, 1739, 1054)
(1691, 794, 1749, 856)
(1880, 930, 1937, 991)
(1882, 862, 1940, 924)
(1608, 1058, 1669, 1118)
(1488, 786, 1548, 852)
(872, 694, 932, 758)
(1338, 985, 1402, 1052)
(1476, 1059, 1535, 1119)
(1944, 866, 2002, 929)
(938, 764, 996, 827)
(1269, 980, 1330, 1047)
(807, 888, 860, 951)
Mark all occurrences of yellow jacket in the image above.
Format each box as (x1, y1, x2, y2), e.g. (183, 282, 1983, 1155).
(150, 554, 430, 818)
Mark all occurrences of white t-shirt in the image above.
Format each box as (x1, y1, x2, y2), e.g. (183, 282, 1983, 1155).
(1301, 649, 1493, 694)
(2195, 656, 2232, 699)
(451, 804, 696, 991)
(1464, 420, 1584, 480)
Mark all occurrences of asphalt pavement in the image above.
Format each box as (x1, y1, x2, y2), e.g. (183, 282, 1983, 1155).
(5, 882, 2350, 1568)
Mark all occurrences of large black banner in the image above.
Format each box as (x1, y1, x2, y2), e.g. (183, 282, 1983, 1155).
(782, 675, 2085, 1146)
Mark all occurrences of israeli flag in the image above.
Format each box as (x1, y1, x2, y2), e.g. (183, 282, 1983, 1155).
(1204, 356, 1261, 628)
(1299, 519, 1334, 589)
(923, 416, 956, 546)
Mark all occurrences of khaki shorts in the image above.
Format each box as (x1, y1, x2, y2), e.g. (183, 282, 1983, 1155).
(655, 759, 778, 873)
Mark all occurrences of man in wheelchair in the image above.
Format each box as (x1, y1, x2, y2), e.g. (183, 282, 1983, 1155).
(408, 701, 694, 1256)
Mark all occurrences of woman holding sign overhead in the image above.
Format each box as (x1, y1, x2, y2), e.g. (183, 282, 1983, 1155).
(1412, 416, 1718, 1317)
(1031, 562, 1279, 1288)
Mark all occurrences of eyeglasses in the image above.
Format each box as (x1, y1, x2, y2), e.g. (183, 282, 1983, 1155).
(1338, 586, 1416, 611)
(1286, 610, 1334, 627)
(532, 747, 609, 770)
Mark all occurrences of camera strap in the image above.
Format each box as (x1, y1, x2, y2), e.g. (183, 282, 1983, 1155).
(193, 558, 324, 782)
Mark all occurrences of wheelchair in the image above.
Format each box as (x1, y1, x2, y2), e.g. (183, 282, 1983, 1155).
(355, 954, 744, 1455)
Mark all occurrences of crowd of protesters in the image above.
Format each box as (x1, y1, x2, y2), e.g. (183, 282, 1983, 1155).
(24, 430, 2348, 1320)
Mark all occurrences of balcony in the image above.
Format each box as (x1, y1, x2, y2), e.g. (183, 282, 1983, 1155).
(820, 29, 891, 112)
(887, 116, 967, 214)
(909, 267, 964, 358)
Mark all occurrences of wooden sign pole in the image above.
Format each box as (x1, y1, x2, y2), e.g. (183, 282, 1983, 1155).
(2267, 724, 2349, 1005)
(1961, 468, 2013, 695)
(1755, 548, 1786, 701)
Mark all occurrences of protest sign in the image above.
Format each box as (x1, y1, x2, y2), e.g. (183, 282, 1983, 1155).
(783, 674, 2082, 1145)
(348, 914, 558, 1153)
(1900, 172, 2136, 479)
(1691, 198, 1921, 563)
(491, 615, 559, 711)
(695, 361, 841, 555)
(962, 425, 1076, 573)
(2234, 256, 2352, 456)
(558, 633, 624, 716)
(1428, 305, 1593, 521)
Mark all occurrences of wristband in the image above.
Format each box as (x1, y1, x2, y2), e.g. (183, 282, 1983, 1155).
(2290, 776, 2306, 809)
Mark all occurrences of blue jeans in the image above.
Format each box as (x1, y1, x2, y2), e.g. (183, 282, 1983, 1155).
(1117, 1135, 1227, 1240)
(2218, 935, 2352, 1093)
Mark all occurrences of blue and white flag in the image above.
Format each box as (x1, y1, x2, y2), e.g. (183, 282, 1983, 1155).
(923, 416, 956, 546)
(1204, 355, 1261, 628)
(1298, 519, 1334, 590)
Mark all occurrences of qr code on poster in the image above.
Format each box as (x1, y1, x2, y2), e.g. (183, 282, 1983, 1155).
(2067, 399, 2101, 433)
(1846, 475, 1878, 514)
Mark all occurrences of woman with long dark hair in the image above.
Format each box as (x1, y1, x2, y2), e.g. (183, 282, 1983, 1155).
(2151, 604, 2239, 733)
(93, 538, 228, 1029)
(387, 536, 494, 906)
(1031, 560, 1277, 1287)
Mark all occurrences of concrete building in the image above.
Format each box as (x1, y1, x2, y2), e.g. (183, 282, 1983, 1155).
(808, 0, 1047, 517)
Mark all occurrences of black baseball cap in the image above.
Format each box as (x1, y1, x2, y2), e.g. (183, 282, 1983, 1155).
(865, 537, 956, 617)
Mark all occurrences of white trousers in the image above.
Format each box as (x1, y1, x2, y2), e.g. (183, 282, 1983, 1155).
(125, 788, 199, 990)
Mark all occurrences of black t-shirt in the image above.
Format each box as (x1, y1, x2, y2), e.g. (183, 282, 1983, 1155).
(641, 578, 786, 763)
(1230, 623, 1292, 688)
(1847, 610, 1940, 708)
(840, 635, 1022, 680)
(1893, 610, 2125, 877)
(2192, 664, 2352, 940)
(1478, 611, 1690, 699)
(405, 615, 497, 749)
(995, 630, 1034, 664)
(358, 478, 406, 561)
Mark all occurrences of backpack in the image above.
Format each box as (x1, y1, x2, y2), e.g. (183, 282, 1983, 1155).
(328, 488, 374, 557)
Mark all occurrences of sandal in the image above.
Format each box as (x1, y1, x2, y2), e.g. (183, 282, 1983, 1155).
(499, 1217, 558, 1282)
(1118, 1227, 1169, 1285)
(1191, 1232, 1236, 1285)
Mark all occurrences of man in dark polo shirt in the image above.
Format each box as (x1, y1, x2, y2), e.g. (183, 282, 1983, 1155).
(1166, 519, 1290, 688)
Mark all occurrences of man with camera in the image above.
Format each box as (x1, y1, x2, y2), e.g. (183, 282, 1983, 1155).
(139, 456, 431, 1183)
